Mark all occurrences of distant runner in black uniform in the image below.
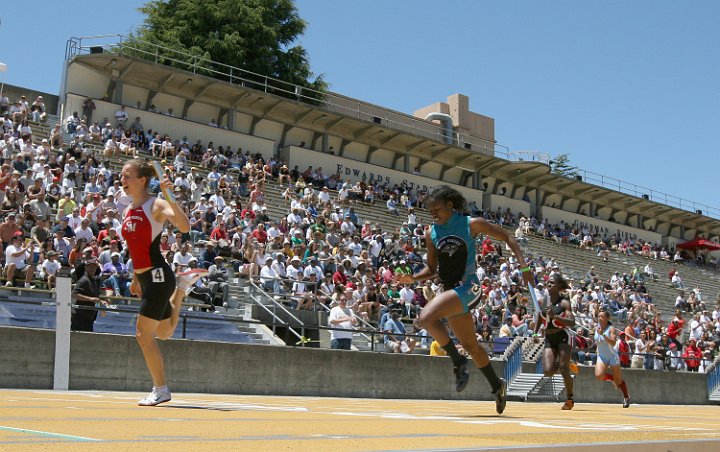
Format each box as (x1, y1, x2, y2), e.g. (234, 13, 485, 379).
(535, 275, 576, 410)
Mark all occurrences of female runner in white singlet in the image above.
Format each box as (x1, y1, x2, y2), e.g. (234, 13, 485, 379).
(594, 310, 631, 408)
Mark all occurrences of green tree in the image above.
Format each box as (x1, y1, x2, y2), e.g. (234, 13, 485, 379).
(124, 0, 327, 98)
(549, 153, 580, 178)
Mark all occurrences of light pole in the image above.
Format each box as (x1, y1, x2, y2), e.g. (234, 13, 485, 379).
(0, 62, 6, 97)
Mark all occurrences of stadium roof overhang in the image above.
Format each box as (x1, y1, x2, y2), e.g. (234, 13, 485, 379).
(68, 53, 720, 237)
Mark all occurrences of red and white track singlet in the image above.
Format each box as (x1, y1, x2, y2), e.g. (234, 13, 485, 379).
(121, 198, 165, 269)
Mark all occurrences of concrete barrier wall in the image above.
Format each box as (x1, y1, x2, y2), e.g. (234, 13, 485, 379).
(0, 327, 710, 405)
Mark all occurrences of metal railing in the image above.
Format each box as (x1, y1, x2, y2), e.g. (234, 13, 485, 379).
(247, 279, 306, 344)
(64, 35, 719, 220)
(0, 295, 431, 350)
(64, 35, 509, 159)
(315, 299, 378, 349)
(706, 359, 720, 397)
(570, 168, 719, 219)
(503, 336, 524, 384)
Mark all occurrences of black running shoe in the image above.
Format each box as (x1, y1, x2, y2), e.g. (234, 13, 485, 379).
(623, 397, 630, 408)
(453, 358, 469, 392)
(493, 378, 507, 415)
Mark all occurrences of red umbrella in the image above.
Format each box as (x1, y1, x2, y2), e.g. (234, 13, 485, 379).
(676, 237, 720, 251)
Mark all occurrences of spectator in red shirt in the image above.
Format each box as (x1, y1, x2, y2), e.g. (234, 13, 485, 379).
(574, 328, 596, 365)
(210, 222, 228, 242)
(481, 238, 495, 257)
(380, 261, 394, 284)
(667, 312, 684, 348)
(617, 332, 631, 368)
(333, 264, 348, 286)
(209, 222, 230, 256)
(96, 220, 114, 243)
(250, 223, 268, 244)
(682, 338, 702, 372)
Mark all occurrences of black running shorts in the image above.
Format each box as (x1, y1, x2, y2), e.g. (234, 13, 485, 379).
(137, 263, 176, 321)
(544, 329, 570, 349)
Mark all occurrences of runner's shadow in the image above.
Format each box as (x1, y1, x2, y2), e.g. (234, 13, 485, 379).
(454, 414, 519, 419)
(160, 404, 234, 412)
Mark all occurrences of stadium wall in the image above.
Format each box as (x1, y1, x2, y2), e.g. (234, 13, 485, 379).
(280, 146, 485, 209)
(1, 83, 59, 114)
(483, 194, 531, 218)
(0, 327, 711, 405)
(64, 93, 276, 159)
(542, 206, 663, 245)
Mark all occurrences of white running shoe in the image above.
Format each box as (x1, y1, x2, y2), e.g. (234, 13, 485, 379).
(138, 390, 172, 406)
(176, 268, 209, 294)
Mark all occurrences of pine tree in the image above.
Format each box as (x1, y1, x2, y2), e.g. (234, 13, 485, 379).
(549, 154, 579, 178)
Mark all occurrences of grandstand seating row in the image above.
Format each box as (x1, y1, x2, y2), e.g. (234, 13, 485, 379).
(20, 111, 720, 346)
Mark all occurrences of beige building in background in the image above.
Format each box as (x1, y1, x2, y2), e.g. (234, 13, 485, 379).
(413, 93, 496, 149)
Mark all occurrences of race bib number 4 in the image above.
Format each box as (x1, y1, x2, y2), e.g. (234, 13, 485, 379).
(152, 268, 165, 283)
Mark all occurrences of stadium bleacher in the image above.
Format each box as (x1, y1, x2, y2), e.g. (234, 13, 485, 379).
(4, 88, 720, 378)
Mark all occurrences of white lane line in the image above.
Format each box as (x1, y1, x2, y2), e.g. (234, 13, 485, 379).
(0, 425, 101, 442)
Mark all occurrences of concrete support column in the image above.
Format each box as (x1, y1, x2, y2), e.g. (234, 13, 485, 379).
(472, 172, 481, 191)
(218, 108, 229, 128)
(535, 189, 543, 219)
(227, 109, 235, 131)
(144, 90, 157, 111)
(181, 98, 194, 120)
(278, 124, 291, 149)
(113, 80, 123, 105)
(54, 277, 72, 390)
(338, 140, 348, 157)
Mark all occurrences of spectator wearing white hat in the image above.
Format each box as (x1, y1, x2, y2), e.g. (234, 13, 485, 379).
(286, 255, 303, 281)
(40, 250, 61, 289)
(260, 256, 284, 294)
(671, 271, 684, 289)
(102, 252, 131, 297)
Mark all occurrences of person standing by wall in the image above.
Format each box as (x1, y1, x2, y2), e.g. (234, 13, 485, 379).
(328, 295, 356, 350)
(71, 257, 106, 331)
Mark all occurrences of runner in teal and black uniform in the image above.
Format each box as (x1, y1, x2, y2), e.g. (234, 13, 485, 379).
(396, 185, 532, 414)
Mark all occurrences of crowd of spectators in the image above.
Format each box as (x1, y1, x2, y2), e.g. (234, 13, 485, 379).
(1, 93, 719, 370)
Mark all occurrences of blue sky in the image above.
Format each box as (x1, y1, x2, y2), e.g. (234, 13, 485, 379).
(1, 1, 717, 213)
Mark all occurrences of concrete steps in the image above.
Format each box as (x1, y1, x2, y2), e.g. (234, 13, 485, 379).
(527, 375, 566, 402)
(708, 388, 720, 402)
(507, 373, 544, 401)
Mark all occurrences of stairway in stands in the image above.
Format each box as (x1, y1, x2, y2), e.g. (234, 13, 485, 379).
(708, 387, 720, 402)
(507, 374, 566, 402)
(505, 337, 567, 402)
